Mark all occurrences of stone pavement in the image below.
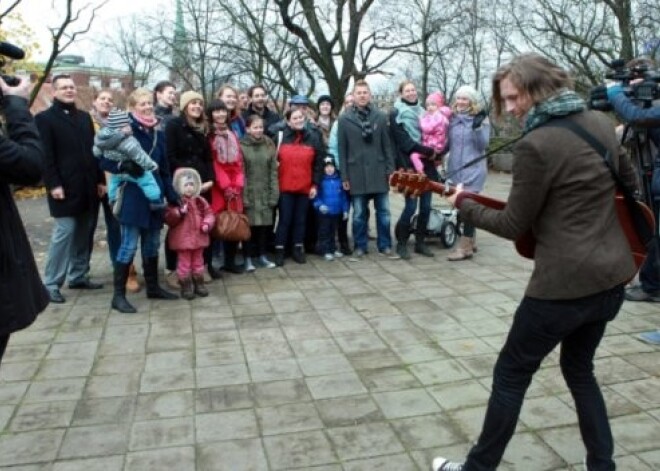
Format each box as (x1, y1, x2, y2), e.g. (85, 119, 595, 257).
(1, 171, 659, 471)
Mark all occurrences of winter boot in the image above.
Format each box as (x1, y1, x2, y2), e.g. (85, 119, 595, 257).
(414, 213, 434, 257)
(192, 274, 209, 297)
(223, 243, 244, 274)
(111, 262, 137, 314)
(180, 276, 195, 300)
(143, 257, 179, 299)
(395, 222, 411, 260)
(447, 237, 474, 261)
(292, 244, 306, 264)
(126, 263, 141, 293)
(274, 247, 285, 267)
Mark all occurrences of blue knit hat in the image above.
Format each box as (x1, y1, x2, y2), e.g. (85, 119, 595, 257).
(290, 95, 309, 105)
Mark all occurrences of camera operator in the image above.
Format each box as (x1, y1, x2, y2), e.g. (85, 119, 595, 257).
(607, 75, 660, 345)
(0, 75, 50, 365)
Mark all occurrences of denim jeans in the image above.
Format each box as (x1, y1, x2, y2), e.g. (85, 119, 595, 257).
(116, 225, 161, 264)
(351, 192, 391, 252)
(275, 192, 309, 247)
(464, 285, 624, 471)
(317, 213, 340, 254)
(100, 196, 121, 263)
(398, 192, 432, 231)
(639, 240, 660, 292)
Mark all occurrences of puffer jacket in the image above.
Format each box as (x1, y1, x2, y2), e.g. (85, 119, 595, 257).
(165, 168, 215, 251)
(313, 172, 349, 216)
(93, 127, 158, 171)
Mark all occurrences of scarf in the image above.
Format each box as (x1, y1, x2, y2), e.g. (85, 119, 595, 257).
(213, 129, 240, 164)
(132, 112, 159, 129)
(354, 105, 374, 143)
(393, 98, 423, 142)
(523, 89, 586, 133)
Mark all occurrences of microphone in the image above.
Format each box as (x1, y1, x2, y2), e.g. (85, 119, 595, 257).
(0, 42, 25, 60)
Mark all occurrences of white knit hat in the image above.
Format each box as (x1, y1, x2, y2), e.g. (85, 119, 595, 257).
(455, 85, 480, 105)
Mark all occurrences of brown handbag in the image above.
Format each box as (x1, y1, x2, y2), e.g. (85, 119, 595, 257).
(212, 197, 251, 242)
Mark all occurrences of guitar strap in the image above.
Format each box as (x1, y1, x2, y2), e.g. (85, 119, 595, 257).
(543, 119, 655, 250)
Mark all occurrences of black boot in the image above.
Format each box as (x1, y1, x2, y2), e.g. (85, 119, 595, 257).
(143, 257, 179, 300)
(112, 263, 137, 313)
(395, 222, 411, 260)
(292, 244, 306, 264)
(414, 214, 434, 257)
(223, 243, 244, 274)
(274, 247, 285, 267)
(208, 264, 223, 280)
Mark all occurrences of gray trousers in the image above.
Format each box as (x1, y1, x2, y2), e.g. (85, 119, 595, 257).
(43, 211, 94, 290)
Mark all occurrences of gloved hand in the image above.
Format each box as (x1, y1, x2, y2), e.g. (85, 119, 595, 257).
(319, 204, 329, 214)
(343, 212, 348, 221)
(472, 109, 488, 130)
(120, 160, 144, 178)
(179, 203, 188, 214)
(606, 82, 624, 101)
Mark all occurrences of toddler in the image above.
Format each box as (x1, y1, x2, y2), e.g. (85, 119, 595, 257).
(165, 168, 216, 300)
(313, 157, 349, 261)
(93, 108, 164, 211)
(411, 92, 452, 172)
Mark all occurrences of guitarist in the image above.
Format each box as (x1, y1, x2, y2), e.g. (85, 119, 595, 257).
(432, 54, 637, 471)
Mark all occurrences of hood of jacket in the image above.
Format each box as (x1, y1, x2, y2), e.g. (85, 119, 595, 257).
(173, 167, 202, 198)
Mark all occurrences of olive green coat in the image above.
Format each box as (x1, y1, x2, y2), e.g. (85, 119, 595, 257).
(241, 134, 279, 226)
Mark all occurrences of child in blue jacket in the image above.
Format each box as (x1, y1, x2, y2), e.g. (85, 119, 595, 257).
(313, 157, 350, 260)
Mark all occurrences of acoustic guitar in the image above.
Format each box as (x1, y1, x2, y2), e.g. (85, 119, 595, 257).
(390, 170, 654, 269)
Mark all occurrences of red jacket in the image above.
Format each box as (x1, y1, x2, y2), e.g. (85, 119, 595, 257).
(209, 132, 245, 214)
(278, 136, 316, 194)
(165, 196, 215, 251)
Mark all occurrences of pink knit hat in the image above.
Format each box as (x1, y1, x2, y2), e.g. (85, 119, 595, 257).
(426, 92, 446, 107)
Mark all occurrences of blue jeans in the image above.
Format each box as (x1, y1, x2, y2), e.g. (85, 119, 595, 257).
(275, 193, 309, 247)
(464, 285, 624, 471)
(101, 196, 121, 263)
(639, 240, 660, 292)
(116, 225, 161, 264)
(317, 213, 340, 254)
(351, 192, 391, 252)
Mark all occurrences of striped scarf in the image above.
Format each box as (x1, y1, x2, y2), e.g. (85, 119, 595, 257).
(523, 89, 586, 133)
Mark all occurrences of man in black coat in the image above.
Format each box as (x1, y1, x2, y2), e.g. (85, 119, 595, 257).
(241, 84, 281, 139)
(36, 75, 104, 303)
(0, 75, 50, 364)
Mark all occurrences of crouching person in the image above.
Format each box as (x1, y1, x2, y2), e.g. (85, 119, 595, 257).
(165, 168, 216, 299)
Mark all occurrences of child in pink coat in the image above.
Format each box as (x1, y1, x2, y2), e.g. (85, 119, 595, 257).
(165, 168, 216, 300)
(411, 91, 452, 172)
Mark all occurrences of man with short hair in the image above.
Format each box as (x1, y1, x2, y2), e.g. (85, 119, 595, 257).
(432, 53, 636, 471)
(37, 75, 104, 303)
(338, 80, 395, 257)
(242, 84, 281, 138)
(153, 80, 177, 129)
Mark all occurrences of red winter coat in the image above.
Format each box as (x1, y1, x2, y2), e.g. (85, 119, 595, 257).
(209, 131, 245, 214)
(165, 195, 215, 251)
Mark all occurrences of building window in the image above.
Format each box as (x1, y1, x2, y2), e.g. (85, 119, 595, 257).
(110, 78, 123, 89)
(89, 76, 102, 89)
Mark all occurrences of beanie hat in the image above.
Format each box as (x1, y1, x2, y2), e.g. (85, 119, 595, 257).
(426, 92, 446, 107)
(179, 90, 204, 112)
(106, 108, 130, 130)
(317, 94, 334, 110)
(290, 95, 310, 105)
(455, 85, 480, 105)
(323, 156, 335, 167)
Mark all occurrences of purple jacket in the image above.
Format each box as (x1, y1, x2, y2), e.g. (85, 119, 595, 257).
(446, 112, 490, 192)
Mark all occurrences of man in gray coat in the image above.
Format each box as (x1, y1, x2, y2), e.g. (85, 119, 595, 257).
(338, 80, 396, 256)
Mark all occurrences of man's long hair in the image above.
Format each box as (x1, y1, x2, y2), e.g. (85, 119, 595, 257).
(492, 53, 573, 119)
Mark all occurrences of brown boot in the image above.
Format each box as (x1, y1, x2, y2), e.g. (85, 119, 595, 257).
(447, 237, 474, 261)
(192, 274, 209, 297)
(180, 276, 195, 300)
(125, 263, 141, 293)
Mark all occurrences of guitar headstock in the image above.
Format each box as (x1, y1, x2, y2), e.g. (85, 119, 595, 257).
(389, 170, 431, 197)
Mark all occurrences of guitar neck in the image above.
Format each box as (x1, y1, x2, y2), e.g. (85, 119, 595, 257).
(425, 180, 506, 210)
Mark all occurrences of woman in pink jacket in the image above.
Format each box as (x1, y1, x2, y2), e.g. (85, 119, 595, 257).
(165, 168, 215, 300)
(207, 99, 246, 274)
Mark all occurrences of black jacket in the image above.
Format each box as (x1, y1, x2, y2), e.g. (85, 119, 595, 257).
(36, 100, 101, 217)
(389, 108, 436, 170)
(242, 105, 281, 139)
(165, 116, 214, 185)
(0, 96, 50, 335)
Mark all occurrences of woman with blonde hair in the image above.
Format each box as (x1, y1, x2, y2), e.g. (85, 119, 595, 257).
(216, 84, 246, 138)
(445, 85, 490, 261)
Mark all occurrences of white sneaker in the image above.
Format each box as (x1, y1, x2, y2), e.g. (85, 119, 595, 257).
(432, 457, 463, 471)
(333, 251, 344, 258)
(258, 255, 276, 269)
(324, 253, 334, 261)
(244, 257, 256, 272)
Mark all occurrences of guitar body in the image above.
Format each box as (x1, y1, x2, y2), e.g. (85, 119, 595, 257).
(390, 170, 653, 269)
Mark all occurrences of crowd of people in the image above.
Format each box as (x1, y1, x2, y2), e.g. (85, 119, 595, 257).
(35, 75, 490, 314)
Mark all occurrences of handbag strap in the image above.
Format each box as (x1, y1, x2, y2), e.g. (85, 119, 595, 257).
(543, 118, 654, 246)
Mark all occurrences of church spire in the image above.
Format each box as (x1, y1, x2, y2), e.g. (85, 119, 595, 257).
(170, 0, 189, 88)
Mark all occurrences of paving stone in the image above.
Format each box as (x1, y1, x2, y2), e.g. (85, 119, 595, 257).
(196, 384, 252, 413)
(342, 453, 418, 471)
(134, 390, 194, 420)
(129, 417, 194, 450)
(92, 354, 145, 376)
(72, 396, 136, 426)
(537, 425, 592, 466)
(409, 359, 473, 385)
(326, 421, 404, 461)
(256, 401, 323, 435)
(46, 341, 99, 360)
(52, 455, 124, 471)
(500, 432, 565, 470)
(144, 350, 193, 372)
(10, 400, 77, 431)
(298, 354, 355, 376)
(139, 369, 194, 393)
(306, 372, 367, 399)
(610, 413, 660, 452)
(124, 446, 195, 471)
(519, 395, 578, 429)
(608, 377, 660, 410)
(594, 356, 650, 385)
(347, 349, 402, 370)
(83, 373, 140, 398)
(263, 430, 337, 469)
(289, 338, 341, 357)
(37, 358, 94, 380)
(359, 366, 421, 392)
(427, 379, 491, 410)
(372, 388, 442, 419)
(196, 363, 250, 388)
(248, 358, 302, 382)
(316, 395, 384, 427)
(58, 423, 129, 459)
(250, 379, 311, 407)
(195, 409, 258, 442)
(390, 413, 465, 450)
(195, 345, 244, 367)
(0, 361, 41, 382)
(243, 341, 294, 362)
(24, 378, 86, 403)
(0, 429, 65, 466)
(637, 449, 660, 469)
(197, 438, 268, 471)
(0, 404, 14, 430)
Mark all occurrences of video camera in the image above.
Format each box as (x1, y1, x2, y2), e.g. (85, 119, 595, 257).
(0, 41, 25, 92)
(589, 59, 660, 111)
